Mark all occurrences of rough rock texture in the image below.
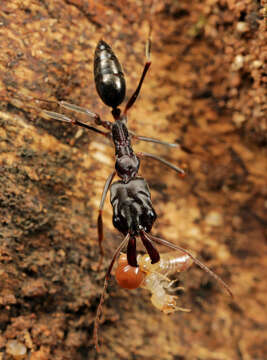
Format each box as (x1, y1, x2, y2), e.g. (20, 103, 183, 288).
(0, 0, 266, 359)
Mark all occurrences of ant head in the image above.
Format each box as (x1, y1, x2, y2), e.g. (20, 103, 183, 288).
(115, 154, 140, 183)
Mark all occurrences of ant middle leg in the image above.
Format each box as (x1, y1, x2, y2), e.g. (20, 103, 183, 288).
(137, 151, 186, 178)
(129, 130, 179, 148)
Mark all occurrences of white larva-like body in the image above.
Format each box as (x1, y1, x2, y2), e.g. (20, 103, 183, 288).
(137, 252, 193, 314)
(115, 252, 193, 314)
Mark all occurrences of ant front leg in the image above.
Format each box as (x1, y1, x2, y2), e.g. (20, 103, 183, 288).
(97, 171, 116, 270)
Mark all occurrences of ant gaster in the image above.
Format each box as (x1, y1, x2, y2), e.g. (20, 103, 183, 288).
(28, 35, 232, 350)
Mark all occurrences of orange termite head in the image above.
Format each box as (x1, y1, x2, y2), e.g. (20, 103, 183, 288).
(115, 253, 146, 290)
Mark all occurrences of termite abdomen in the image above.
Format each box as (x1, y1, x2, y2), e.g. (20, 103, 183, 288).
(139, 252, 193, 276)
(94, 40, 126, 109)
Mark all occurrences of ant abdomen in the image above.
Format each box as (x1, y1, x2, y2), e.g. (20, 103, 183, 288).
(94, 40, 126, 109)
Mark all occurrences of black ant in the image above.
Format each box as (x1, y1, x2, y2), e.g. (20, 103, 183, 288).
(11, 34, 233, 350)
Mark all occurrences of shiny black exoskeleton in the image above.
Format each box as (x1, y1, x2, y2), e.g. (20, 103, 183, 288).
(30, 35, 187, 270)
(94, 40, 140, 184)
(94, 40, 126, 108)
(112, 121, 140, 183)
(93, 38, 161, 267)
(110, 177, 156, 236)
(110, 177, 158, 267)
(110, 177, 159, 267)
(40, 39, 185, 270)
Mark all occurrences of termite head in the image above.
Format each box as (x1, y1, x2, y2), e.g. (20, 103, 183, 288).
(151, 294, 177, 314)
(150, 293, 190, 315)
(115, 253, 145, 289)
(137, 254, 152, 273)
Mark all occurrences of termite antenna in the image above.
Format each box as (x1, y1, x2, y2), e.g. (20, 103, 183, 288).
(141, 231, 233, 298)
(93, 234, 130, 352)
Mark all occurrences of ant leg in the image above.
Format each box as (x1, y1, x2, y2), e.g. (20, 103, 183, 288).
(41, 109, 110, 136)
(17, 94, 112, 131)
(97, 171, 116, 269)
(58, 101, 113, 130)
(129, 131, 179, 148)
(123, 31, 152, 115)
(142, 231, 233, 298)
(137, 151, 186, 178)
(93, 233, 130, 352)
(129, 132, 193, 154)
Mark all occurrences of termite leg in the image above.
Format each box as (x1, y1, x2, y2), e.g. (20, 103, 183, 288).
(123, 32, 152, 116)
(137, 151, 186, 178)
(167, 281, 185, 292)
(93, 234, 130, 352)
(97, 171, 116, 270)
